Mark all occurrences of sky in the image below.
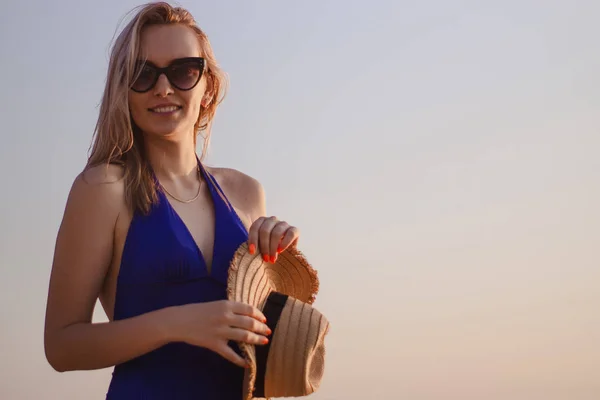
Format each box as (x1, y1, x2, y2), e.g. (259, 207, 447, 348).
(0, 0, 599, 399)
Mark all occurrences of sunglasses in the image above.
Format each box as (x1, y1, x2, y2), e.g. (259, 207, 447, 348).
(130, 57, 206, 93)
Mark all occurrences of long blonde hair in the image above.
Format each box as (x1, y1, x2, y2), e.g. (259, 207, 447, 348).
(87, 2, 228, 214)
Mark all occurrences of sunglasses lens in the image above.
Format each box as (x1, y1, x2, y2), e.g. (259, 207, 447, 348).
(168, 60, 202, 90)
(131, 65, 156, 92)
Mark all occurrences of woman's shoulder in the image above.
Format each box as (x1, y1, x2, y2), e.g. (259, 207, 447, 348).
(207, 166, 263, 193)
(80, 162, 126, 185)
(68, 163, 127, 215)
(56, 163, 128, 262)
(206, 166, 266, 221)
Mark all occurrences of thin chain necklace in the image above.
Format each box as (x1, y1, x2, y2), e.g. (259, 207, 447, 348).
(160, 166, 203, 204)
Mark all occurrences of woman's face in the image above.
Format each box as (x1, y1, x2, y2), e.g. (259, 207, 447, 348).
(128, 24, 208, 141)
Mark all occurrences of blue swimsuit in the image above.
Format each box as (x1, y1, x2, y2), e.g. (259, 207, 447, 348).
(106, 162, 248, 399)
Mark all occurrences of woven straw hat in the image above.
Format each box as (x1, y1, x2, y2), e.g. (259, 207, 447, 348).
(227, 242, 330, 400)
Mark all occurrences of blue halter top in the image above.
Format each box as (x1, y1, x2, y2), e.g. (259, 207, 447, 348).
(106, 162, 248, 399)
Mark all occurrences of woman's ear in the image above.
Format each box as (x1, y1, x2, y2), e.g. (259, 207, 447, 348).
(201, 93, 213, 108)
(201, 73, 215, 108)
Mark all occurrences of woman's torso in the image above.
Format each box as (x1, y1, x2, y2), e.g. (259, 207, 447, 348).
(98, 163, 254, 399)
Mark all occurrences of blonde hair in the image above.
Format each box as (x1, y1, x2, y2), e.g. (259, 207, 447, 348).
(87, 2, 228, 214)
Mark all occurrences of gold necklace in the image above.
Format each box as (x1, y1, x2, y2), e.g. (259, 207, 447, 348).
(160, 167, 203, 204)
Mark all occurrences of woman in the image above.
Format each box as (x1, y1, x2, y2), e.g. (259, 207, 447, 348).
(43, 2, 300, 398)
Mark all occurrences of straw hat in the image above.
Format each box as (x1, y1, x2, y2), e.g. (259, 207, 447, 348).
(227, 242, 330, 400)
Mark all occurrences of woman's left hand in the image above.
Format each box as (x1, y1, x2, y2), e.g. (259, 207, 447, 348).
(247, 216, 299, 263)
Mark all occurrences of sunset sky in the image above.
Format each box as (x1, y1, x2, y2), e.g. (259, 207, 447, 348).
(0, 1, 598, 399)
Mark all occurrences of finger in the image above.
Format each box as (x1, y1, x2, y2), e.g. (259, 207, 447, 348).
(258, 216, 278, 261)
(231, 301, 267, 323)
(216, 342, 248, 368)
(278, 226, 300, 253)
(229, 314, 271, 336)
(228, 327, 269, 346)
(247, 217, 266, 255)
(269, 221, 289, 261)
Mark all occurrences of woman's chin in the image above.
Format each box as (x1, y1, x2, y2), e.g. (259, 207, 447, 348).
(142, 124, 192, 142)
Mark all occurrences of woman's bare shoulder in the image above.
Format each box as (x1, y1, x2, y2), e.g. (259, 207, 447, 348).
(67, 163, 127, 216)
(208, 166, 262, 193)
(80, 163, 126, 186)
(207, 166, 266, 221)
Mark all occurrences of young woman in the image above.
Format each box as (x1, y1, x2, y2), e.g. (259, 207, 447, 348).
(44, 3, 300, 398)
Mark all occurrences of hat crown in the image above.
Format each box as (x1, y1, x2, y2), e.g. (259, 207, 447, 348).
(306, 330, 327, 392)
(263, 298, 329, 397)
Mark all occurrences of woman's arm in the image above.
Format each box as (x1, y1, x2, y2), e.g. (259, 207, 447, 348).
(43, 166, 175, 372)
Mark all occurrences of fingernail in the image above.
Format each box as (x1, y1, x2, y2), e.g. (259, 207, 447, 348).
(277, 247, 283, 254)
(249, 244, 256, 255)
(270, 255, 276, 263)
(266, 328, 272, 336)
(262, 254, 269, 262)
(262, 337, 269, 345)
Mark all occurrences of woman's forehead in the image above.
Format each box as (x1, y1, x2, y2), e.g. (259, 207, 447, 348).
(140, 24, 202, 65)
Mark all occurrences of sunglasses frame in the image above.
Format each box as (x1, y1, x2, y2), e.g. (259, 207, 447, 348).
(130, 57, 206, 93)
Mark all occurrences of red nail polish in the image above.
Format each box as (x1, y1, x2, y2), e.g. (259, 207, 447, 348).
(270, 255, 276, 263)
(262, 337, 269, 345)
(249, 244, 256, 254)
(277, 247, 283, 254)
(262, 254, 269, 262)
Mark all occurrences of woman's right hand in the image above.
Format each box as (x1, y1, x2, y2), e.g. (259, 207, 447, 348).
(170, 300, 271, 367)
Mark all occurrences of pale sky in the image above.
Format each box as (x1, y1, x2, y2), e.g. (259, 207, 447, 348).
(1, 1, 599, 399)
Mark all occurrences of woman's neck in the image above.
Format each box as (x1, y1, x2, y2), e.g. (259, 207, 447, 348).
(144, 135, 200, 181)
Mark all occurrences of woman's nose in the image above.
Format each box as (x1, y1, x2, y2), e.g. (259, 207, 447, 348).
(153, 73, 174, 97)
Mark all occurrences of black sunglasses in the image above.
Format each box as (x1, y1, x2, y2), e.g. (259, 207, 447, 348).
(130, 57, 206, 93)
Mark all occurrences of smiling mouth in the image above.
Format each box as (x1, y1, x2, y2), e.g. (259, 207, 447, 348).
(148, 105, 183, 113)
